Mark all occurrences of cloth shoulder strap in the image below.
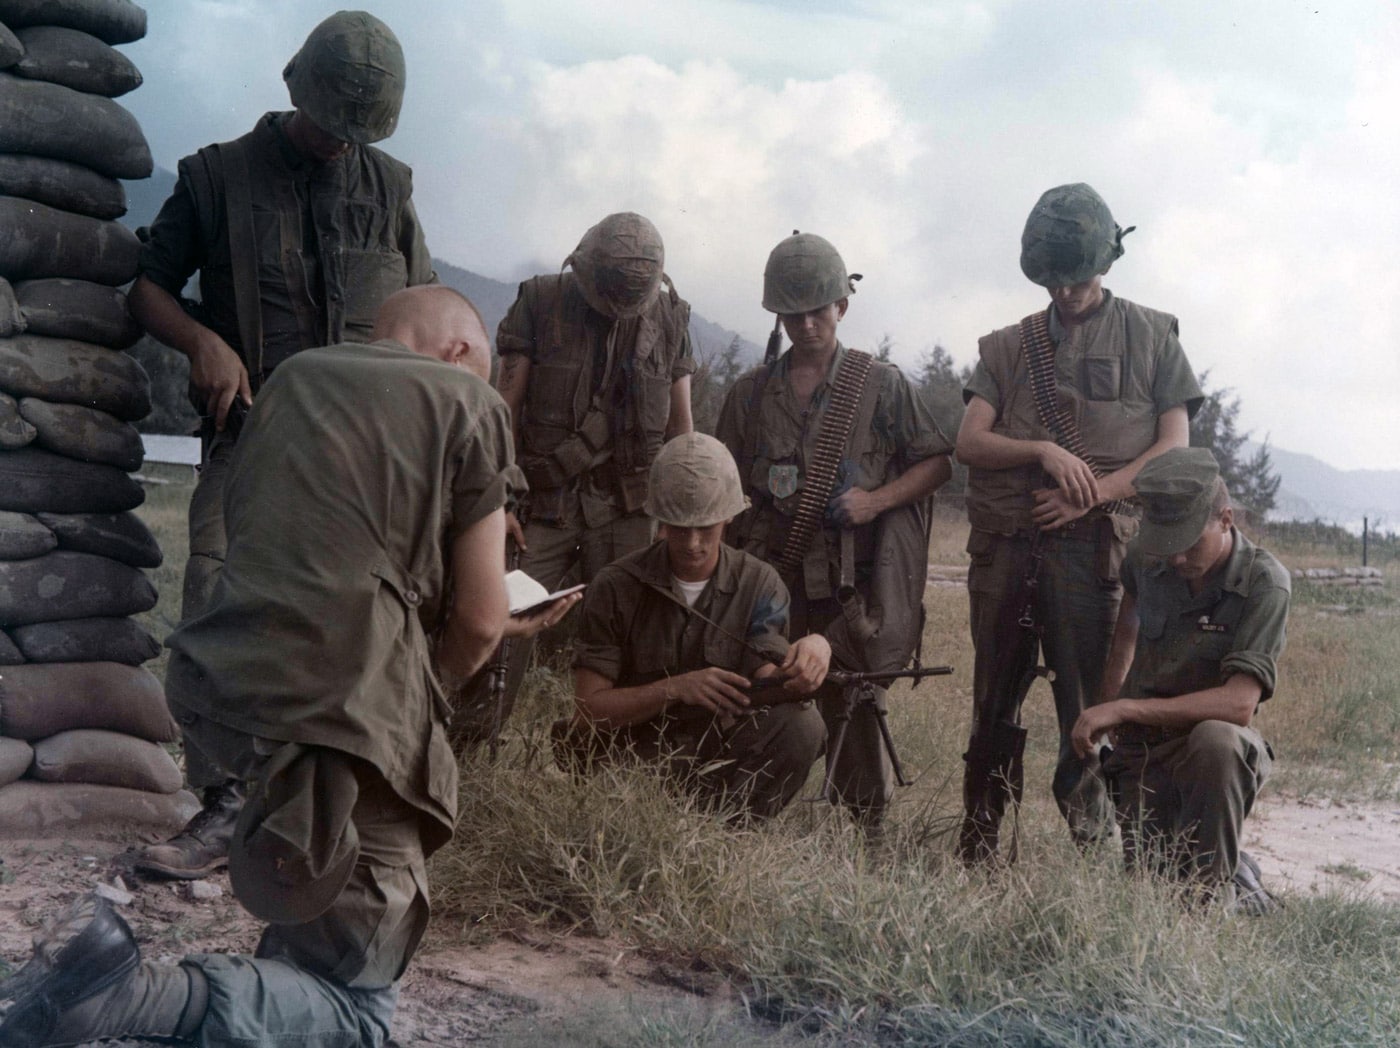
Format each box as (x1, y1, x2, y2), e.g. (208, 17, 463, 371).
(737, 363, 773, 492)
(213, 138, 264, 378)
(1018, 311, 1129, 515)
(773, 349, 876, 577)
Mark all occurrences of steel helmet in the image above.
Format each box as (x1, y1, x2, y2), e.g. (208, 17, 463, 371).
(283, 10, 405, 145)
(1019, 183, 1134, 287)
(566, 212, 666, 320)
(762, 232, 859, 314)
(644, 433, 748, 528)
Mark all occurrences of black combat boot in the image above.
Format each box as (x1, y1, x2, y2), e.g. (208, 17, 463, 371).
(132, 779, 245, 880)
(957, 721, 1027, 866)
(0, 895, 208, 1047)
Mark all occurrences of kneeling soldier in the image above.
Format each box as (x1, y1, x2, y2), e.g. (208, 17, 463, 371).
(1072, 447, 1289, 912)
(559, 434, 828, 819)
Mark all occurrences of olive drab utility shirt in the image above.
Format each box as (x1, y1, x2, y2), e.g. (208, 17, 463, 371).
(164, 340, 522, 847)
(1121, 528, 1291, 702)
(963, 291, 1203, 535)
(574, 540, 790, 723)
(715, 342, 952, 601)
(139, 111, 435, 388)
(497, 272, 695, 525)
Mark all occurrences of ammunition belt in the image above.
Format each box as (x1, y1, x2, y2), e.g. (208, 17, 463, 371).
(773, 349, 874, 578)
(1019, 310, 1131, 516)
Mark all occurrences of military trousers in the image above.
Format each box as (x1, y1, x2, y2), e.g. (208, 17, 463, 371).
(557, 701, 825, 820)
(965, 524, 1121, 843)
(174, 705, 430, 1047)
(1103, 720, 1271, 893)
(176, 431, 236, 791)
(791, 588, 897, 818)
(450, 512, 654, 752)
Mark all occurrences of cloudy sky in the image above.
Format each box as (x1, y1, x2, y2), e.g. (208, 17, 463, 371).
(121, 0, 1399, 471)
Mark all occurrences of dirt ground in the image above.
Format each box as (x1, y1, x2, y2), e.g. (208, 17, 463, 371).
(0, 790, 1397, 1045)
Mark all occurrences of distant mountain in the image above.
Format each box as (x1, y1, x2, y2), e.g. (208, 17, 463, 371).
(1248, 441, 1400, 530)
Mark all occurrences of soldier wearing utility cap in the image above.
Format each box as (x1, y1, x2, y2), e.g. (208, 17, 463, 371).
(559, 433, 827, 819)
(453, 212, 697, 750)
(955, 184, 1204, 865)
(127, 10, 436, 881)
(1071, 447, 1289, 913)
(715, 233, 953, 832)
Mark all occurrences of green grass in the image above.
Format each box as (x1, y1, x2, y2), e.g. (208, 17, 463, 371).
(134, 480, 1400, 1044)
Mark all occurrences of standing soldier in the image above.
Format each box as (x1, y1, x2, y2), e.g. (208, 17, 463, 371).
(716, 233, 953, 832)
(127, 11, 436, 880)
(955, 184, 1203, 864)
(452, 212, 695, 750)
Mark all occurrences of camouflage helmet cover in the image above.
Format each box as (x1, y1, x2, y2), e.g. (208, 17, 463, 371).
(567, 212, 666, 320)
(1019, 183, 1135, 288)
(283, 10, 405, 145)
(644, 433, 749, 529)
(762, 232, 858, 314)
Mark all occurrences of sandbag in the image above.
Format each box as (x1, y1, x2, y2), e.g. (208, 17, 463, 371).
(0, 0, 147, 45)
(0, 661, 177, 741)
(0, 196, 141, 284)
(19, 396, 144, 470)
(0, 276, 23, 337)
(0, 629, 21, 664)
(0, 783, 197, 837)
(36, 510, 160, 568)
(0, 737, 33, 786)
(0, 446, 144, 513)
(0, 334, 150, 418)
(0, 508, 55, 558)
(11, 615, 160, 665)
(0, 153, 126, 219)
(12, 24, 141, 96)
(0, 20, 21, 67)
(13, 278, 140, 348)
(0, 391, 36, 449)
(0, 73, 151, 179)
(30, 729, 182, 792)
(0, 549, 155, 625)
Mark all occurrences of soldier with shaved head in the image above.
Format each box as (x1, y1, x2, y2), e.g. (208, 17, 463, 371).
(128, 10, 437, 880)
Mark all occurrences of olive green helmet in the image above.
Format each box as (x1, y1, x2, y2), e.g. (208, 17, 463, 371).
(1019, 183, 1135, 288)
(283, 10, 405, 146)
(566, 212, 666, 320)
(644, 433, 749, 528)
(762, 232, 859, 314)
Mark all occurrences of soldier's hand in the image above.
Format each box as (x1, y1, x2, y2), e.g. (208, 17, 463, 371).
(776, 634, 831, 694)
(1037, 443, 1099, 508)
(1032, 487, 1093, 531)
(665, 667, 752, 717)
(505, 511, 528, 551)
(1071, 702, 1121, 758)
(189, 333, 252, 431)
(501, 590, 583, 639)
(832, 486, 884, 527)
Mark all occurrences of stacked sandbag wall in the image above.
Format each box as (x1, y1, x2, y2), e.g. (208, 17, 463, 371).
(0, 0, 195, 835)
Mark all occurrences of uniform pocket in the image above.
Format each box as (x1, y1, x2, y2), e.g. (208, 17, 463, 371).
(1082, 356, 1122, 401)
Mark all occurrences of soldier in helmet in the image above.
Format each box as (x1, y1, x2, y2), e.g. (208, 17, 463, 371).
(955, 183, 1203, 865)
(127, 10, 436, 880)
(558, 433, 828, 819)
(715, 234, 953, 832)
(452, 212, 696, 750)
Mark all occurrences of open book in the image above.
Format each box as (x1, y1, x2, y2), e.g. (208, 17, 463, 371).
(505, 570, 586, 617)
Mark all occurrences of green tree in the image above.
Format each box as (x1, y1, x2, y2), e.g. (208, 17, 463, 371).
(1188, 370, 1281, 520)
(691, 334, 747, 436)
(915, 343, 972, 496)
